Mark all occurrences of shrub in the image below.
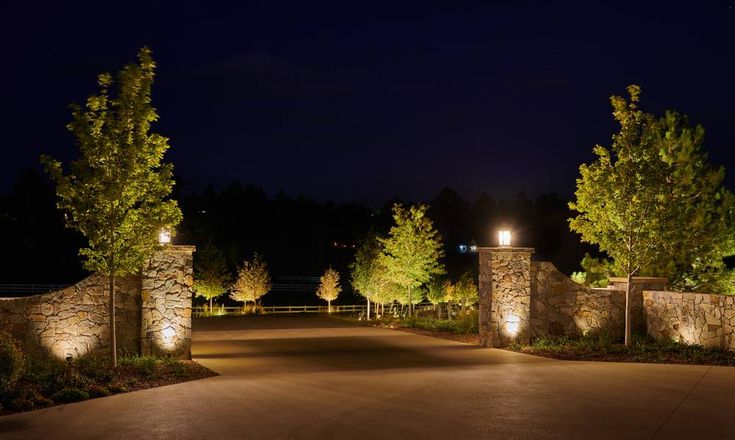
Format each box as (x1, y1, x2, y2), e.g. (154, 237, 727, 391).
(0, 331, 26, 393)
(76, 353, 115, 382)
(52, 387, 89, 403)
(119, 355, 159, 379)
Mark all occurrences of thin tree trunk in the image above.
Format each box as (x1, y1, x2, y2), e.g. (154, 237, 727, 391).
(625, 272, 632, 346)
(447, 302, 452, 321)
(210, 297, 213, 315)
(328, 299, 331, 314)
(367, 298, 371, 320)
(408, 286, 413, 317)
(109, 274, 117, 367)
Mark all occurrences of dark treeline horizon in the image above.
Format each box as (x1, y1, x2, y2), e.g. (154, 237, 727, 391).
(0, 167, 596, 301)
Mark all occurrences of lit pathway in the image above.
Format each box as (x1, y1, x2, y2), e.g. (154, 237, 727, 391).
(1, 315, 734, 439)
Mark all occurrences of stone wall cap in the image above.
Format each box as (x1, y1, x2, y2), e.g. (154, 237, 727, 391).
(608, 277, 669, 283)
(476, 246, 535, 253)
(162, 245, 197, 253)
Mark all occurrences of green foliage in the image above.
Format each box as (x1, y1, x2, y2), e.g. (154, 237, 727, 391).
(350, 232, 389, 304)
(570, 253, 618, 287)
(454, 271, 478, 306)
(41, 47, 182, 277)
(0, 332, 25, 393)
(400, 310, 479, 334)
(119, 354, 159, 379)
(521, 334, 735, 365)
(230, 253, 272, 305)
(193, 243, 231, 307)
(569, 85, 666, 279)
(316, 267, 341, 308)
(380, 203, 445, 314)
(425, 278, 446, 305)
(52, 387, 90, 403)
(570, 85, 735, 293)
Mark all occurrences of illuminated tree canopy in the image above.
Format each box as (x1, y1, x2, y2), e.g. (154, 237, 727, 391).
(570, 85, 735, 344)
(41, 47, 182, 365)
(379, 203, 445, 316)
(230, 253, 272, 305)
(316, 267, 341, 313)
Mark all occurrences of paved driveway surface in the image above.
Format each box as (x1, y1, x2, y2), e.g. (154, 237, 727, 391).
(1, 315, 734, 439)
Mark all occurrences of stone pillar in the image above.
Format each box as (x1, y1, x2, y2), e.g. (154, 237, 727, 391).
(478, 247, 534, 347)
(141, 245, 195, 359)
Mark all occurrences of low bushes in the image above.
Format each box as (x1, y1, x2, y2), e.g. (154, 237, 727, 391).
(513, 334, 735, 365)
(0, 331, 26, 394)
(366, 309, 479, 335)
(0, 333, 216, 416)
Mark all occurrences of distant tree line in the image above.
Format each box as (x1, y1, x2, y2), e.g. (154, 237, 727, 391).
(0, 172, 597, 294)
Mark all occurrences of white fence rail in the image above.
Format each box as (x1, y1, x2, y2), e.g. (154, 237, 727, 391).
(193, 304, 368, 317)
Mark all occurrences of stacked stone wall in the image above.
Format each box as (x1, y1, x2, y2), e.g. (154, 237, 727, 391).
(0, 275, 140, 359)
(531, 262, 625, 338)
(0, 246, 194, 360)
(643, 290, 735, 350)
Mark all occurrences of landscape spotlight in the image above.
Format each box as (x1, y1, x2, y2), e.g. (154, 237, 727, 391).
(159, 229, 172, 244)
(498, 230, 511, 247)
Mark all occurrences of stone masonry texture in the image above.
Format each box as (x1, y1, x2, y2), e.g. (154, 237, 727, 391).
(0, 246, 194, 360)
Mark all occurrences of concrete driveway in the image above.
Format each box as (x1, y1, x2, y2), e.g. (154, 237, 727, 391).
(1, 315, 734, 439)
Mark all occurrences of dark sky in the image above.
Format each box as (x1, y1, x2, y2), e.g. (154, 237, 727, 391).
(2, 1, 734, 205)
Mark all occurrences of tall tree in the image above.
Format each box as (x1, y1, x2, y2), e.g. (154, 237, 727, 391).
(230, 253, 272, 307)
(192, 243, 231, 312)
(316, 267, 341, 313)
(42, 47, 182, 365)
(380, 203, 445, 316)
(570, 85, 681, 346)
(350, 233, 387, 320)
(646, 111, 735, 291)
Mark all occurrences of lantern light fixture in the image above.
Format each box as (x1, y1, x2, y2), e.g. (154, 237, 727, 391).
(498, 230, 511, 247)
(159, 229, 172, 244)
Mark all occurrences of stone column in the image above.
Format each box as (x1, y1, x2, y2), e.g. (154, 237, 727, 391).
(141, 245, 195, 359)
(478, 247, 534, 347)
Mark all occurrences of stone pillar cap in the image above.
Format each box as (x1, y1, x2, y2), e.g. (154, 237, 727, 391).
(476, 246, 535, 253)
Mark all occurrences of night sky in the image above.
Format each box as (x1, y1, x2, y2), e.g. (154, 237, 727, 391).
(2, 1, 735, 206)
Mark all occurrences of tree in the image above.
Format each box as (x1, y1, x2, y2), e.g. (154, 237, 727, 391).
(192, 243, 231, 312)
(570, 253, 618, 288)
(571, 85, 735, 346)
(350, 233, 388, 320)
(42, 47, 182, 366)
(230, 253, 272, 307)
(570, 85, 687, 347)
(425, 278, 447, 318)
(645, 111, 735, 292)
(316, 267, 341, 313)
(380, 203, 445, 316)
(454, 271, 479, 314)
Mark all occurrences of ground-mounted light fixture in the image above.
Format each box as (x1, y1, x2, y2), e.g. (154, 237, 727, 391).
(498, 230, 511, 247)
(159, 229, 172, 244)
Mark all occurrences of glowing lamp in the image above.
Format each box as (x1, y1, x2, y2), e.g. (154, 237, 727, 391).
(159, 229, 172, 244)
(498, 230, 511, 246)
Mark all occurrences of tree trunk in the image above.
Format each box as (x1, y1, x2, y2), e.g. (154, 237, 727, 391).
(328, 299, 331, 314)
(625, 272, 632, 346)
(447, 302, 452, 321)
(109, 274, 117, 367)
(408, 287, 413, 317)
(367, 298, 371, 321)
(209, 297, 213, 315)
